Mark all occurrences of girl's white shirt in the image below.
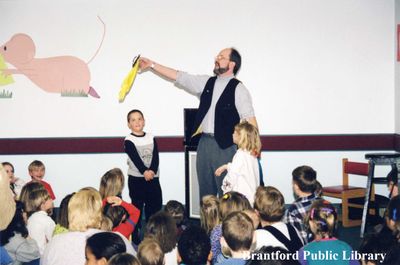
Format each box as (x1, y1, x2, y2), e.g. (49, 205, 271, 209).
(222, 149, 259, 205)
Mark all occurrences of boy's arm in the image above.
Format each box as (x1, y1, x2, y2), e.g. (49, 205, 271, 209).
(124, 140, 148, 174)
(114, 201, 141, 238)
(149, 138, 159, 174)
(120, 200, 141, 225)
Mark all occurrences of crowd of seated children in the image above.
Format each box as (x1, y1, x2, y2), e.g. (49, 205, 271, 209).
(4, 156, 400, 265)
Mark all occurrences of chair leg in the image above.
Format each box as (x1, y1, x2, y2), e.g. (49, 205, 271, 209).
(342, 196, 349, 227)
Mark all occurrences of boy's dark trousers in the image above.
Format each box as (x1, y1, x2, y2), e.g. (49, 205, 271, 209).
(128, 175, 162, 244)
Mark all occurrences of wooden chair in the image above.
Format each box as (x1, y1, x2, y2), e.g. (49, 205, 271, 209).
(322, 158, 371, 227)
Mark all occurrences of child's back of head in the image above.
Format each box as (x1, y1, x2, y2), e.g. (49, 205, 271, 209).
(305, 200, 337, 239)
(292, 165, 317, 195)
(164, 200, 185, 226)
(99, 168, 125, 199)
(200, 195, 220, 235)
(254, 186, 285, 224)
(56, 192, 75, 229)
(138, 237, 165, 265)
(219, 191, 251, 221)
(222, 211, 254, 253)
(85, 232, 126, 264)
(145, 211, 177, 254)
(103, 203, 128, 229)
(178, 225, 211, 265)
(25, 188, 52, 217)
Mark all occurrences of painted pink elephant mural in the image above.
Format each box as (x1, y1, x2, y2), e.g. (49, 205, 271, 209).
(0, 17, 105, 98)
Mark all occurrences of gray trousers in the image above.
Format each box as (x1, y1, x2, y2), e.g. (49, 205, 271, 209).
(196, 134, 236, 199)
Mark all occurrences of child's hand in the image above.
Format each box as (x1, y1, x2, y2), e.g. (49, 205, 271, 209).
(106, 196, 122, 206)
(215, 165, 228, 177)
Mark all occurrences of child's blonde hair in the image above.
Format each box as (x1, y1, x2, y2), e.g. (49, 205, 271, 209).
(200, 195, 220, 235)
(219, 191, 251, 221)
(234, 121, 261, 156)
(28, 160, 45, 172)
(222, 211, 254, 252)
(138, 237, 165, 265)
(68, 188, 103, 232)
(99, 168, 125, 199)
(25, 189, 51, 217)
(305, 200, 337, 238)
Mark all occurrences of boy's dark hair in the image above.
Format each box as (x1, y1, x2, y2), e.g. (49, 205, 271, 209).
(86, 232, 126, 261)
(1, 162, 14, 172)
(164, 200, 185, 225)
(56, 192, 75, 228)
(292, 165, 317, 193)
(103, 203, 128, 229)
(229, 48, 241, 75)
(222, 211, 253, 252)
(108, 253, 140, 265)
(145, 211, 177, 253)
(127, 109, 144, 122)
(178, 226, 210, 265)
(359, 232, 395, 264)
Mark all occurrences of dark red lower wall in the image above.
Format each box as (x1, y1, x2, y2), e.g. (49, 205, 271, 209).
(0, 134, 396, 155)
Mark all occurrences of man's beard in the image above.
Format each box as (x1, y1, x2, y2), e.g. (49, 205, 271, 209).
(213, 63, 229, 75)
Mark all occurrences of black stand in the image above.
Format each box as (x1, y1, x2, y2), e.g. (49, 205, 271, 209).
(184, 108, 201, 219)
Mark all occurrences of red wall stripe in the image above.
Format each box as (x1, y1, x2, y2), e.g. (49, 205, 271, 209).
(0, 134, 396, 155)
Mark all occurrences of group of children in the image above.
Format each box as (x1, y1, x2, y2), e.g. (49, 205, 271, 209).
(2, 109, 400, 265)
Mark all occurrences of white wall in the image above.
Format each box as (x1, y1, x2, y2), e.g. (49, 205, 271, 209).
(0, 0, 395, 137)
(0, 0, 396, 205)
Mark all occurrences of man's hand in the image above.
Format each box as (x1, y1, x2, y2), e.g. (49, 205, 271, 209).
(139, 57, 153, 71)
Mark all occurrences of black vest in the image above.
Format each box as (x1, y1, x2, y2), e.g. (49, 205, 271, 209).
(192, 76, 240, 149)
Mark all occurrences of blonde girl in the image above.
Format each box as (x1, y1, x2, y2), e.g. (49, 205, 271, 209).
(298, 200, 358, 265)
(215, 121, 261, 204)
(99, 168, 125, 199)
(200, 195, 220, 235)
